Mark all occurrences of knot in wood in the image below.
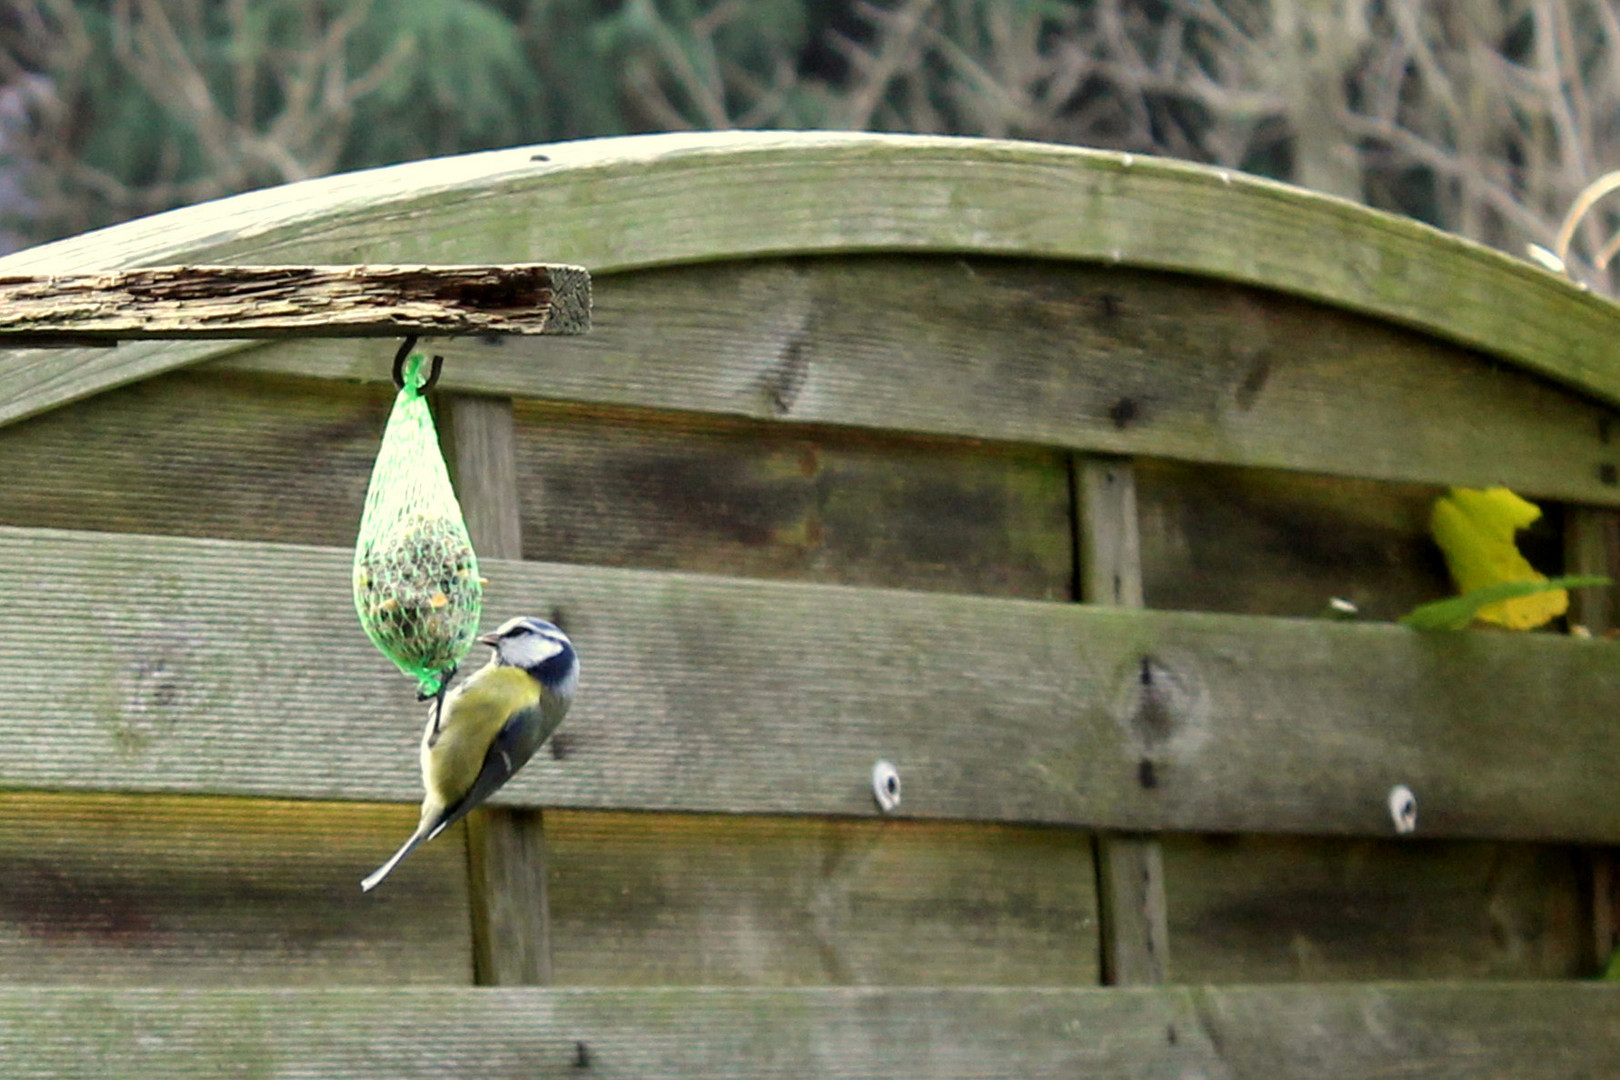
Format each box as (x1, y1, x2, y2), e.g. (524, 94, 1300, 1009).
(1108, 650, 1212, 761)
(1107, 397, 1139, 429)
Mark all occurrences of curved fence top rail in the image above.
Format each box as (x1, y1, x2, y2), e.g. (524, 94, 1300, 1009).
(2, 130, 1617, 424)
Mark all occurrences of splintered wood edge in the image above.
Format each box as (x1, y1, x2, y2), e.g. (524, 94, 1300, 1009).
(0, 264, 592, 342)
(1, 132, 1616, 398)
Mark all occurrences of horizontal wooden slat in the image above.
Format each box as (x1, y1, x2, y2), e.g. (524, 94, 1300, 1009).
(222, 257, 1620, 504)
(0, 370, 386, 546)
(2, 525, 1619, 841)
(2, 131, 1617, 432)
(0, 264, 590, 342)
(0, 792, 470, 984)
(0, 369, 1074, 592)
(0, 983, 1614, 1079)
(1135, 459, 1455, 619)
(545, 811, 1096, 986)
(509, 398, 1074, 598)
(1161, 835, 1586, 982)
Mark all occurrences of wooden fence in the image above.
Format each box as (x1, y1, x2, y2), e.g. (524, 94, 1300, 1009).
(0, 131, 1614, 1077)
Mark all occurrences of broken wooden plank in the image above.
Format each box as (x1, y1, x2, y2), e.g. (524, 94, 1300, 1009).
(225, 258, 1620, 507)
(7, 132, 1620, 435)
(0, 264, 591, 343)
(6, 132, 1618, 402)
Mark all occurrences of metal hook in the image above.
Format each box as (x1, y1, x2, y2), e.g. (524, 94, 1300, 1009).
(421, 355, 444, 392)
(391, 336, 417, 388)
(391, 335, 444, 392)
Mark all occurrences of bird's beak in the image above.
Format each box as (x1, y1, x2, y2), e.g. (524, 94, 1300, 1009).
(477, 631, 501, 646)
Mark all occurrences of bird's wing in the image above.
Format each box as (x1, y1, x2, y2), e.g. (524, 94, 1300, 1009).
(425, 703, 568, 842)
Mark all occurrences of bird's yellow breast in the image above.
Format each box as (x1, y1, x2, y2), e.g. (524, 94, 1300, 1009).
(421, 665, 542, 805)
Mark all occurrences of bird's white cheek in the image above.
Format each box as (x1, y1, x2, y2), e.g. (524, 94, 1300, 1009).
(554, 664, 579, 700)
(505, 637, 563, 669)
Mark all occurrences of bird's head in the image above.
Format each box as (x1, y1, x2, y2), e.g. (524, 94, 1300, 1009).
(477, 616, 578, 698)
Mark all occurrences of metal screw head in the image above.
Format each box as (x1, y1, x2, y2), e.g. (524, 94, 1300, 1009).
(1388, 784, 1417, 834)
(872, 760, 901, 813)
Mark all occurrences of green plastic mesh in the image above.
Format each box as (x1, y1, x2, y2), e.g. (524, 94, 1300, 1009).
(353, 353, 482, 694)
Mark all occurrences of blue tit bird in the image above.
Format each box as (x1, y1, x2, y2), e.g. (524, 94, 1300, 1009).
(362, 616, 578, 892)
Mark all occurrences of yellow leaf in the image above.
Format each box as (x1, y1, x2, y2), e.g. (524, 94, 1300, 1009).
(1430, 487, 1566, 629)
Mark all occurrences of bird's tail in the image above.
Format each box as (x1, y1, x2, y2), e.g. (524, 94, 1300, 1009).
(361, 823, 432, 892)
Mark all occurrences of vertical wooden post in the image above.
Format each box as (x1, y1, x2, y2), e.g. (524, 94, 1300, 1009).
(441, 393, 554, 986)
(1076, 457, 1170, 986)
(1567, 507, 1619, 634)
(1566, 506, 1620, 975)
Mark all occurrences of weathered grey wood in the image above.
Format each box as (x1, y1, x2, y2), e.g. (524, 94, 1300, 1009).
(1079, 459, 1144, 609)
(442, 393, 554, 987)
(1595, 851, 1618, 974)
(0, 359, 1072, 594)
(1134, 466, 1584, 981)
(544, 811, 1097, 986)
(464, 808, 552, 986)
(1563, 505, 1620, 972)
(1095, 836, 1169, 985)
(4, 131, 1619, 431)
(4, 525, 1620, 839)
(1079, 458, 1169, 987)
(442, 395, 527, 562)
(221, 258, 1620, 505)
(0, 791, 471, 985)
(1135, 459, 1453, 618)
(0, 369, 387, 546)
(1565, 506, 1620, 636)
(0, 264, 589, 342)
(1161, 835, 1586, 982)
(0, 369, 1072, 593)
(509, 399, 1073, 599)
(0, 982, 1615, 1079)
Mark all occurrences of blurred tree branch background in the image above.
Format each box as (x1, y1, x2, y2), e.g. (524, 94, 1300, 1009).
(3, 0, 1619, 285)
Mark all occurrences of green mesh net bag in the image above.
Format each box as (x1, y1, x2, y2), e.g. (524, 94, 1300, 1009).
(353, 348, 482, 695)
